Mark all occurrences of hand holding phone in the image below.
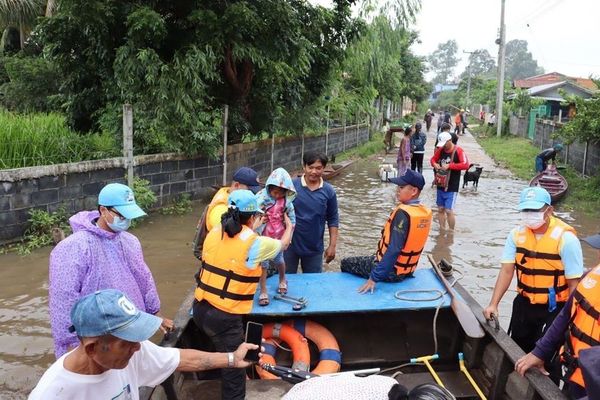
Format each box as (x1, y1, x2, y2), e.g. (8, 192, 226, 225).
(244, 321, 263, 362)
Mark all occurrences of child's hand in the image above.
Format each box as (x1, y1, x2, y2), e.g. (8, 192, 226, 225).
(260, 215, 268, 225)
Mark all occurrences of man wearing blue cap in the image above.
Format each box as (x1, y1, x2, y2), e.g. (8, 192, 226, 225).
(29, 289, 258, 399)
(484, 186, 583, 356)
(341, 170, 432, 293)
(192, 167, 261, 260)
(515, 232, 600, 399)
(49, 183, 173, 358)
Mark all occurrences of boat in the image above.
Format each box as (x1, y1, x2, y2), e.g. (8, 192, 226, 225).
(294, 159, 355, 181)
(140, 266, 566, 400)
(529, 164, 568, 203)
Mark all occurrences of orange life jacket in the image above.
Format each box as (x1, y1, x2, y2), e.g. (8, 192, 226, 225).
(195, 225, 261, 314)
(513, 216, 575, 304)
(376, 203, 432, 276)
(563, 264, 600, 386)
(454, 113, 461, 125)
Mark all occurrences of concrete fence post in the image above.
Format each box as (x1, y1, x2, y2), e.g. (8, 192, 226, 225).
(270, 133, 275, 172)
(583, 140, 589, 176)
(343, 115, 347, 151)
(222, 105, 229, 186)
(122, 104, 134, 187)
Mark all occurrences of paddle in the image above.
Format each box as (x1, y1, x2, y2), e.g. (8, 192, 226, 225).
(427, 255, 485, 339)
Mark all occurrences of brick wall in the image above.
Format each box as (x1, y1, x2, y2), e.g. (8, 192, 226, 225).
(509, 115, 599, 176)
(0, 125, 369, 241)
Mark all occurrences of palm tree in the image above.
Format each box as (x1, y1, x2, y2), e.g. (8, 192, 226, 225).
(0, 0, 45, 49)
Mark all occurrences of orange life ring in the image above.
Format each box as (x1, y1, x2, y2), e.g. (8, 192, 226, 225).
(256, 323, 310, 379)
(284, 320, 341, 374)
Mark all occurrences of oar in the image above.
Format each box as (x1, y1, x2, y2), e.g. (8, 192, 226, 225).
(427, 255, 485, 339)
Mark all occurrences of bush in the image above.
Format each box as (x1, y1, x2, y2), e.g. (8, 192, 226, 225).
(0, 111, 119, 169)
(17, 208, 70, 255)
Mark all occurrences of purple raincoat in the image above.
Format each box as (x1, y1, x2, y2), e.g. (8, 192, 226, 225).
(48, 210, 160, 357)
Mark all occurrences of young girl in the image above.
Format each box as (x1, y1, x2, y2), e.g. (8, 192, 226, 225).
(254, 167, 296, 305)
(397, 126, 412, 176)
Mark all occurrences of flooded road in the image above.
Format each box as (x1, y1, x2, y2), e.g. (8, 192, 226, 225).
(0, 158, 598, 398)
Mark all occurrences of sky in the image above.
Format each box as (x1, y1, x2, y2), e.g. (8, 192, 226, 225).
(309, 0, 600, 81)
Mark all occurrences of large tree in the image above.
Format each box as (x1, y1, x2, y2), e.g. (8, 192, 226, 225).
(460, 49, 496, 79)
(504, 39, 544, 81)
(428, 39, 459, 84)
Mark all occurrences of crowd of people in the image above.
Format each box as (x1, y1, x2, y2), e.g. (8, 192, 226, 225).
(27, 109, 600, 400)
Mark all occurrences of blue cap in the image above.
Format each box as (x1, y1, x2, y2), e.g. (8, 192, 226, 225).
(582, 233, 600, 249)
(69, 289, 161, 342)
(388, 170, 425, 190)
(232, 167, 261, 194)
(228, 189, 263, 214)
(98, 183, 146, 219)
(518, 186, 551, 210)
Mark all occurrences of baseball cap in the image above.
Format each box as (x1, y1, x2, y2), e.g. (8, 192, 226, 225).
(98, 183, 146, 220)
(232, 167, 261, 194)
(69, 289, 161, 342)
(518, 186, 551, 211)
(388, 170, 425, 190)
(228, 189, 263, 214)
(436, 132, 452, 147)
(582, 233, 600, 249)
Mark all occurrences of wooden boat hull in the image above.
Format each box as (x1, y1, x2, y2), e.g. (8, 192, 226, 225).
(141, 270, 567, 400)
(294, 159, 354, 181)
(529, 165, 568, 203)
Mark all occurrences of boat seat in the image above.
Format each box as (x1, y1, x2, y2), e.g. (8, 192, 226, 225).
(394, 370, 480, 399)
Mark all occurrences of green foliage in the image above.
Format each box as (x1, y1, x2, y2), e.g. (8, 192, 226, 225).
(336, 132, 385, 161)
(0, 110, 118, 168)
(160, 193, 192, 216)
(131, 177, 156, 213)
(505, 39, 544, 81)
(558, 93, 600, 144)
(428, 40, 459, 84)
(1, 54, 60, 112)
(17, 207, 70, 255)
(459, 49, 495, 79)
(508, 89, 544, 116)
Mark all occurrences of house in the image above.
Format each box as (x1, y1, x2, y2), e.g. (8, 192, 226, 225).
(428, 83, 458, 102)
(510, 73, 598, 121)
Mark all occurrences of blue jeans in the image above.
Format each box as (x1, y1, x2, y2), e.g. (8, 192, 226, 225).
(535, 156, 545, 172)
(284, 248, 323, 273)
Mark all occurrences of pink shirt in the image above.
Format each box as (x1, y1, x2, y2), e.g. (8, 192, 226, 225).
(263, 198, 286, 239)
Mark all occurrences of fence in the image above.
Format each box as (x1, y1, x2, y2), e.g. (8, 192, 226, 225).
(0, 124, 370, 242)
(509, 115, 600, 176)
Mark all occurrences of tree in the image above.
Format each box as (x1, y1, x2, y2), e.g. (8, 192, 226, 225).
(504, 39, 544, 81)
(559, 93, 600, 144)
(428, 40, 459, 84)
(0, 0, 45, 49)
(460, 49, 495, 79)
(359, 0, 421, 28)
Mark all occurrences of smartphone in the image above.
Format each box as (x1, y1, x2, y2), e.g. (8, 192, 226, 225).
(244, 321, 263, 362)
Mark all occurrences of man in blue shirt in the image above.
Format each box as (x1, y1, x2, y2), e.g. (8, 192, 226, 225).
(284, 151, 339, 274)
(340, 170, 432, 293)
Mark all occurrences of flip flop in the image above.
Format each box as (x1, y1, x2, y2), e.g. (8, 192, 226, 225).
(258, 293, 270, 306)
(277, 281, 288, 295)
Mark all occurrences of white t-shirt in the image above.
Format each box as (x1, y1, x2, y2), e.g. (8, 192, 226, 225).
(29, 341, 180, 400)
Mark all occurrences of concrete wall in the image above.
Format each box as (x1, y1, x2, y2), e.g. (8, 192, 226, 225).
(0, 125, 369, 241)
(509, 115, 600, 177)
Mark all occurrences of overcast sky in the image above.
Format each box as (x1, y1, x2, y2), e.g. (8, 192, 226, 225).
(309, 0, 600, 80)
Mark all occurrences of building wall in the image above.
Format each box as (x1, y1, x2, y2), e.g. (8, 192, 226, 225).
(0, 125, 369, 241)
(509, 115, 599, 177)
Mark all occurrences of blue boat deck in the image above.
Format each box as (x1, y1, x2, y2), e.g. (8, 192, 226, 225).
(250, 268, 452, 316)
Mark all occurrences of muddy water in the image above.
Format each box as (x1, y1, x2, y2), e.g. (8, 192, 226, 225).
(0, 159, 598, 398)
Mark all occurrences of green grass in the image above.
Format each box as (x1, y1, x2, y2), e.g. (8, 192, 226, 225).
(336, 132, 385, 161)
(0, 110, 119, 169)
(472, 125, 600, 214)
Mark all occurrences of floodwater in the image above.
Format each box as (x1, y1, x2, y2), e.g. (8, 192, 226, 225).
(0, 159, 598, 398)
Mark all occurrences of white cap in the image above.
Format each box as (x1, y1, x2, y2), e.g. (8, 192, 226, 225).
(436, 132, 452, 147)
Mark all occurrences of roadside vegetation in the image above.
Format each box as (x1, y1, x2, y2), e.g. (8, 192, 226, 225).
(472, 125, 600, 215)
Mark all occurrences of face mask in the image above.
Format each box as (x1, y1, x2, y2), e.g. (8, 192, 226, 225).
(521, 211, 545, 229)
(107, 214, 131, 232)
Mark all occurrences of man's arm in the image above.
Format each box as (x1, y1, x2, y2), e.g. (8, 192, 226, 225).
(324, 188, 339, 263)
(430, 147, 442, 168)
(483, 231, 518, 319)
(177, 343, 258, 371)
(559, 231, 584, 295)
(448, 147, 470, 171)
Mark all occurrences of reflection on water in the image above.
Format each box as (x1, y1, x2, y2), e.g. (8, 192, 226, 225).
(0, 159, 597, 397)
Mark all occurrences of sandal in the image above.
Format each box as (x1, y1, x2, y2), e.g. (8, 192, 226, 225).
(277, 281, 288, 295)
(258, 292, 270, 306)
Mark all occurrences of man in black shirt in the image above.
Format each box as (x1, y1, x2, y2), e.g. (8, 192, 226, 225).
(535, 144, 563, 172)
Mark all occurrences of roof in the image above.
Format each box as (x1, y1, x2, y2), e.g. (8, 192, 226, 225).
(508, 80, 596, 102)
(514, 72, 598, 91)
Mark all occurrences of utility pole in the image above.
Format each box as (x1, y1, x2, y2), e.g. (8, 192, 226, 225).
(495, 0, 506, 137)
(463, 50, 474, 111)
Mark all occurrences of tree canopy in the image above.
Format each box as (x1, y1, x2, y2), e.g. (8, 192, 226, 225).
(460, 49, 496, 79)
(427, 40, 459, 84)
(504, 39, 544, 81)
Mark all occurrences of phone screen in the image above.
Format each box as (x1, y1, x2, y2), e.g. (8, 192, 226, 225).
(244, 321, 263, 362)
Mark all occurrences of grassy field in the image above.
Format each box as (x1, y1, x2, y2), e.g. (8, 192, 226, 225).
(0, 111, 119, 169)
(472, 125, 600, 214)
